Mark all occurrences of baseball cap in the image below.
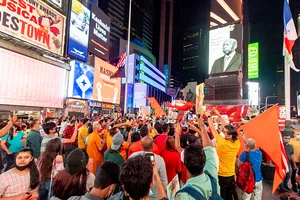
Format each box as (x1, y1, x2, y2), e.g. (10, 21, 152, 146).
(65, 149, 88, 175)
(111, 133, 124, 151)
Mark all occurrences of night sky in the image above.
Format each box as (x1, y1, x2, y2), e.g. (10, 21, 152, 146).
(172, 0, 300, 104)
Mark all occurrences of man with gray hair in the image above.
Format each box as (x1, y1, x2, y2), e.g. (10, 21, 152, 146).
(210, 38, 242, 74)
(239, 138, 263, 200)
(129, 135, 168, 200)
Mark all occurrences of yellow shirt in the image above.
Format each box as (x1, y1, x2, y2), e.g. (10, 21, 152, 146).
(149, 129, 157, 138)
(216, 134, 240, 177)
(106, 134, 113, 150)
(290, 138, 300, 162)
(78, 126, 89, 149)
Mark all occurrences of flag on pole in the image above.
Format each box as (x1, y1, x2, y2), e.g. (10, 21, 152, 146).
(237, 105, 289, 194)
(283, 0, 299, 72)
(111, 52, 127, 78)
(116, 52, 127, 68)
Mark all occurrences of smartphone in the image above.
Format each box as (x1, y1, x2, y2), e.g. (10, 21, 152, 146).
(133, 127, 137, 132)
(148, 153, 155, 162)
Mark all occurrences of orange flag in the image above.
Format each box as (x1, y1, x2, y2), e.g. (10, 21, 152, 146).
(147, 97, 166, 117)
(237, 105, 287, 194)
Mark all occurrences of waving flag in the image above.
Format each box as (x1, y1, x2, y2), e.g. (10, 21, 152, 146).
(116, 52, 126, 68)
(283, 0, 299, 72)
(238, 105, 289, 194)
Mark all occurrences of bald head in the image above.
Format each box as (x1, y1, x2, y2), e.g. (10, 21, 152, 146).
(245, 138, 256, 150)
(142, 136, 154, 152)
(223, 38, 238, 55)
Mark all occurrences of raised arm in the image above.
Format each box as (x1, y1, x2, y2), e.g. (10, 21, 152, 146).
(206, 112, 218, 138)
(63, 122, 79, 143)
(197, 117, 212, 147)
(0, 116, 16, 138)
(174, 123, 183, 154)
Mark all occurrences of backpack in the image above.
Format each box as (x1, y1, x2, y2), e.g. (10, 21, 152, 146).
(176, 173, 223, 200)
(236, 152, 256, 194)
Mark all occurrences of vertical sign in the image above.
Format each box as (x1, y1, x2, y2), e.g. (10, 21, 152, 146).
(68, 0, 90, 62)
(89, 4, 111, 61)
(163, 64, 171, 85)
(248, 42, 259, 79)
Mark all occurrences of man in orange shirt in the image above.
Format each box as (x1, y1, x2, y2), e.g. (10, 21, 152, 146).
(87, 122, 106, 175)
(128, 126, 160, 157)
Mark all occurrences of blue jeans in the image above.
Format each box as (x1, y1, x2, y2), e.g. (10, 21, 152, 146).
(38, 180, 51, 200)
(4, 153, 15, 172)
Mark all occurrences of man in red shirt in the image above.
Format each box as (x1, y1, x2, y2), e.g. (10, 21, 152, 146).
(154, 123, 169, 155)
(128, 126, 159, 157)
(63, 120, 77, 157)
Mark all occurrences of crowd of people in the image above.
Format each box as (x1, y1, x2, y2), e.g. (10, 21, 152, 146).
(0, 111, 300, 200)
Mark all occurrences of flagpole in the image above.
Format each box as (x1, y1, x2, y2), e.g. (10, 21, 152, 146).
(124, 0, 132, 115)
(285, 56, 291, 120)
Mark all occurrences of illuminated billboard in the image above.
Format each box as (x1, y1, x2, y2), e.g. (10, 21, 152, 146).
(248, 82, 259, 106)
(133, 83, 148, 108)
(68, 60, 94, 100)
(209, 24, 242, 75)
(0, 0, 66, 56)
(92, 57, 121, 104)
(210, 0, 242, 27)
(67, 0, 90, 61)
(248, 42, 259, 79)
(89, 4, 111, 61)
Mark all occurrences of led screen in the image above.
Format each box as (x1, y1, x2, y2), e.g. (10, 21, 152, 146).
(208, 24, 242, 75)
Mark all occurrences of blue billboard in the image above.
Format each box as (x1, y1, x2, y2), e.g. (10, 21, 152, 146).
(68, 60, 94, 99)
(67, 0, 90, 62)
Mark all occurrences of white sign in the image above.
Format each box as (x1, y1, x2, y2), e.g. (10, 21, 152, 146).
(248, 82, 259, 106)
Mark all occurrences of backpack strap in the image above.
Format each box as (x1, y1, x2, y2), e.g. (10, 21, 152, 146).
(176, 185, 206, 200)
(246, 151, 250, 162)
(206, 173, 218, 195)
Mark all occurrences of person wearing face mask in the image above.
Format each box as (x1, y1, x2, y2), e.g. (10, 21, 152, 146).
(0, 147, 40, 199)
(289, 130, 300, 192)
(207, 111, 240, 200)
(280, 134, 295, 192)
(68, 160, 120, 200)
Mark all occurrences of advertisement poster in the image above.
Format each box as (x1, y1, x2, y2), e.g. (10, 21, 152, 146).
(163, 64, 171, 85)
(68, 0, 90, 61)
(92, 57, 121, 104)
(196, 83, 205, 115)
(209, 24, 242, 75)
(89, 4, 111, 61)
(248, 42, 259, 79)
(68, 60, 94, 99)
(0, 0, 65, 55)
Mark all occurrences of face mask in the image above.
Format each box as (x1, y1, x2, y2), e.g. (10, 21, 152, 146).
(16, 161, 32, 171)
(296, 135, 300, 140)
(284, 139, 290, 143)
(220, 132, 225, 138)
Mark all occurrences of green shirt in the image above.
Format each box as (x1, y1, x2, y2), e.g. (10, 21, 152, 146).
(104, 149, 124, 165)
(176, 146, 220, 200)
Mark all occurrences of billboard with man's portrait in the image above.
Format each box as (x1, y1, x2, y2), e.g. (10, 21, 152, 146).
(208, 24, 242, 75)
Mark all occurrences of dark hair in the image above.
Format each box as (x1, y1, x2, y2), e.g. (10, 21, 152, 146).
(52, 169, 88, 199)
(30, 119, 39, 129)
(168, 124, 175, 136)
(16, 148, 39, 190)
(161, 123, 169, 133)
(131, 132, 141, 143)
(140, 126, 149, 138)
(224, 125, 238, 141)
(38, 138, 62, 181)
(184, 145, 206, 176)
(110, 127, 119, 137)
(154, 122, 162, 134)
(42, 122, 56, 135)
(70, 120, 76, 124)
(0, 122, 8, 129)
(120, 155, 153, 200)
(165, 136, 175, 151)
(95, 161, 120, 189)
(83, 118, 89, 125)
